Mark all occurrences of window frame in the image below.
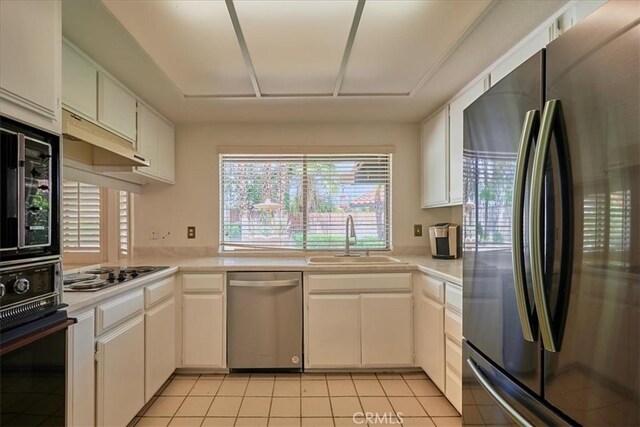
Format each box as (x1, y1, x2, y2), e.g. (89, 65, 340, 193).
(219, 153, 393, 252)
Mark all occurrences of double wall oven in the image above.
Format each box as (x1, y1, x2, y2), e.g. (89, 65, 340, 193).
(1, 116, 73, 427)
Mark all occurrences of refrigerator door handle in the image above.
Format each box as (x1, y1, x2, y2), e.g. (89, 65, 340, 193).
(529, 99, 574, 353)
(467, 358, 534, 427)
(512, 109, 539, 342)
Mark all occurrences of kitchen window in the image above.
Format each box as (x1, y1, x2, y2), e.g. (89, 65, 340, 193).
(63, 180, 103, 263)
(220, 153, 392, 251)
(62, 180, 131, 263)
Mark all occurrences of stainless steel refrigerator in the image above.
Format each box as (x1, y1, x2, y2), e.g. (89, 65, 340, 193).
(462, 2, 639, 425)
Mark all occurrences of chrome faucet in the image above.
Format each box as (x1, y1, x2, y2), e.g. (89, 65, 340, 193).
(344, 215, 357, 256)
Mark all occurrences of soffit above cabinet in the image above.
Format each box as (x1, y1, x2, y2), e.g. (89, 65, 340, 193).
(234, 0, 357, 96)
(340, 0, 492, 95)
(101, 0, 254, 96)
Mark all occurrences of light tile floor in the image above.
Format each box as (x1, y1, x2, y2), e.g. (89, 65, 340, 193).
(129, 372, 461, 427)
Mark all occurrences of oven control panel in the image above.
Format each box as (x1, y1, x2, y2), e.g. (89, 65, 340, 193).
(0, 261, 60, 309)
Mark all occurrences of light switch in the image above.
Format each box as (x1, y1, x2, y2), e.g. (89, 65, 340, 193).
(414, 224, 423, 237)
(187, 226, 196, 239)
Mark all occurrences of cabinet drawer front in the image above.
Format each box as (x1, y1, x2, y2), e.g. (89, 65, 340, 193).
(308, 273, 412, 293)
(415, 273, 444, 303)
(183, 273, 224, 292)
(96, 290, 144, 334)
(145, 276, 175, 308)
(445, 283, 462, 314)
(444, 309, 462, 344)
(445, 337, 462, 377)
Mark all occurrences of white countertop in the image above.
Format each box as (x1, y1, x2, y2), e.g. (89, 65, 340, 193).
(63, 255, 462, 314)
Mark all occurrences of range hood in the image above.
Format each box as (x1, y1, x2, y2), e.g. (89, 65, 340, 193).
(62, 109, 149, 170)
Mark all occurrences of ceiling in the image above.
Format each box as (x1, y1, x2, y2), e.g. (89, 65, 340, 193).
(62, 0, 568, 123)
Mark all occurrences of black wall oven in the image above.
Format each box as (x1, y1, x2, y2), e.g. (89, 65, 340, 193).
(1, 116, 60, 266)
(0, 261, 73, 427)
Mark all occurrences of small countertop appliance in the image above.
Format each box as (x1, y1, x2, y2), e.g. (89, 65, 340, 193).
(428, 223, 461, 259)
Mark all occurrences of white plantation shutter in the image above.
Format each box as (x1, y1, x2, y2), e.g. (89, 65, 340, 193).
(63, 181, 102, 253)
(220, 153, 391, 251)
(119, 191, 129, 257)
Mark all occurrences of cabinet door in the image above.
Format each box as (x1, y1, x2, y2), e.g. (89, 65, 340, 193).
(145, 298, 176, 400)
(136, 102, 159, 177)
(421, 106, 449, 207)
(421, 295, 445, 391)
(67, 310, 95, 427)
(448, 77, 488, 204)
(157, 118, 175, 183)
(361, 293, 413, 367)
(307, 294, 360, 368)
(183, 293, 224, 367)
(96, 316, 145, 427)
(62, 42, 97, 120)
(0, 0, 60, 130)
(97, 72, 137, 141)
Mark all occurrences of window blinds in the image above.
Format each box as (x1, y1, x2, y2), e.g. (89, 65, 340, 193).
(62, 181, 101, 253)
(119, 191, 129, 256)
(220, 153, 392, 251)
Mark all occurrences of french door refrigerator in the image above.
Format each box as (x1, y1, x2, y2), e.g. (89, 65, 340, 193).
(462, 2, 639, 426)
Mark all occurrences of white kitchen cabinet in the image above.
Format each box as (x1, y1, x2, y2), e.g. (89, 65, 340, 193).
(96, 315, 145, 427)
(444, 282, 463, 414)
(307, 294, 361, 368)
(448, 76, 489, 204)
(145, 297, 176, 400)
(66, 310, 95, 427)
(62, 41, 97, 121)
(135, 102, 176, 184)
(182, 293, 224, 367)
(0, 0, 61, 133)
(421, 106, 449, 208)
(419, 293, 445, 391)
(361, 293, 413, 367)
(97, 72, 137, 142)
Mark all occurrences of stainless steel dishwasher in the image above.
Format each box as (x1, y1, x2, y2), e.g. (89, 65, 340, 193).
(227, 272, 303, 371)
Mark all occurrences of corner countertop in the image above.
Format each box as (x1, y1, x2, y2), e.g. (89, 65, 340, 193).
(63, 255, 462, 313)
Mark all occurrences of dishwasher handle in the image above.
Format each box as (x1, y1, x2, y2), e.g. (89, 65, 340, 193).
(229, 279, 300, 288)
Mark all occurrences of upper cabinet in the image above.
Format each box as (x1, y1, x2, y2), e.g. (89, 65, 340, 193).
(0, 0, 61, 134)
(97, 72, 137, 142)
(62, 42, 97, 121)
(61, 39, 175, 185)
(136, 102, 175, 184)
(491, 26, 550, 86)
(448, 76, 490, 205)
(422, 76, 489, 208)
(421, 106, 450, 208)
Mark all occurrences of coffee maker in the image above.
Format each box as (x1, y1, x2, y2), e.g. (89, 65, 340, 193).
(428, 223, 461, 259)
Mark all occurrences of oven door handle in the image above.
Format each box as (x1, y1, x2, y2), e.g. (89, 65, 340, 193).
(17, 133, 26, 248)
(0, 316, 76, 356)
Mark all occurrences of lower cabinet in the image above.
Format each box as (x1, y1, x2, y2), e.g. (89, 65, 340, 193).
(444, 283, 463, 413)
(96, 315, 145, 427)
(145, 297, 176, 400)
(182, 273, 225, 368)
(67, 310, 95, 427)
(308, 294, 360, 368)
(306, 273, 413, 369)
(361, 293, 412, 367)
(419, 293, 445, 390)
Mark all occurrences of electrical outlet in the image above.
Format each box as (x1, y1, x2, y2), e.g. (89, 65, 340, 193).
(187, 226, 196, 239)
(414, 224, 423, 237)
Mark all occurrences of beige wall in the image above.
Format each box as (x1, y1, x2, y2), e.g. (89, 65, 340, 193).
(133, 122, 455, 254)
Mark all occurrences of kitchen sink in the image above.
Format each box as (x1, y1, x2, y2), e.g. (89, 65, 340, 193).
(306, 255, 407, 265)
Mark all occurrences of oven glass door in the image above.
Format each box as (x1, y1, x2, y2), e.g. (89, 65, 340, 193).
(22, 137, 52, 249)
(1, 128, 19, 252)
(0, 323, 67, 426)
